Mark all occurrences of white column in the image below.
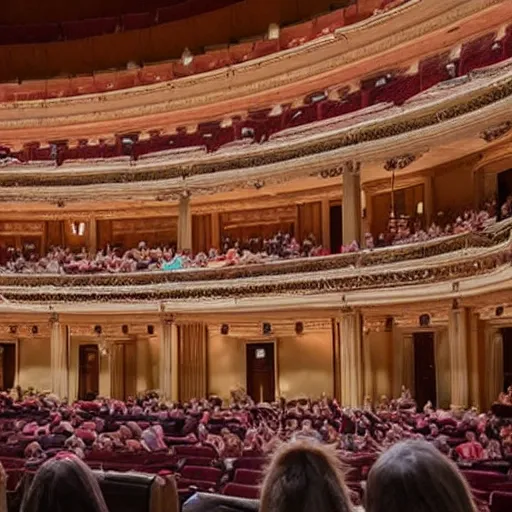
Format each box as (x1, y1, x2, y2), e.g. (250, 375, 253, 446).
(178, 193, 192, 253)
(485, 327, 503, 409)
(362, 328, 373, 401)
(392, 325, 404, 398)
(50, 315, 69, 399)
(468, 311, 481, 409)
(403, 333, 415, 396)
(88, 216, 97, 256)
(342, 161, 362, 246)
(449, 309, 469, 409)
(159, 318, 179, 401)
(340, 310, 363, 407)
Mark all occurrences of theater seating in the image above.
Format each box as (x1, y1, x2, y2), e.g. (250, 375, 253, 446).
(232, 469, 262, 486)
(490, 491, 512, 512)
(222, 483, 260, 500)
(95, 470, 179, 512)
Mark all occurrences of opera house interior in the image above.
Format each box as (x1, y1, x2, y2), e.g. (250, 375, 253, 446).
(0, 0, 512, 510)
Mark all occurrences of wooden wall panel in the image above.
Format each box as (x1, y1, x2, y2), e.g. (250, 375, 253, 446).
(297, 201, 322, 243)
(192, 214, 212, 254)
(179, 324, 208, 402)
(109, 217, 178, 249)
(371, 183, 425, 236)
(220, 206, 296, 242)
(97, 220, 113, 250)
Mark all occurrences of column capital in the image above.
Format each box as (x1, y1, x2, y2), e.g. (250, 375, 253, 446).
(49, 313, 60, 325)
(342, 160, 361, 176)
(160, 313, 176, 326)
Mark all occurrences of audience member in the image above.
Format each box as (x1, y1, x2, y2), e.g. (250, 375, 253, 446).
(21, 455, 109, 512)
(260, 440, 353, 512)
(365, 440, 477, 512)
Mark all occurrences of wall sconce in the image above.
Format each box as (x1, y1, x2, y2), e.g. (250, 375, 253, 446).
(416, 201, 424, 215)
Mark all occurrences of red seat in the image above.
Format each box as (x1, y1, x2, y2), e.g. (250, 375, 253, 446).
(180, 466, 222, 484)
(490, 491, 512, 512)
(233, 469, 262, 486)
(223, 483, 260, 499)
(419, 52, 452, 91)
(174, 445, 217, 458)
(233, 457, 266, 471)
(459, 33, 498, 75)
(462, 470, 508, 491)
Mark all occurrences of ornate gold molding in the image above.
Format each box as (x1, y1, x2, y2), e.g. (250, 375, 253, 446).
(384, 154, 419, 171)
(479, 121, 512, 142)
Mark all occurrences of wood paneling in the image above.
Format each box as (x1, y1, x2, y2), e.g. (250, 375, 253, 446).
(192, 214, 212, 254)
(179, 324, 208, 402)
(371, 183, 424, 236)
(297, 201, 322, 243)
(220, 206, 296, 242)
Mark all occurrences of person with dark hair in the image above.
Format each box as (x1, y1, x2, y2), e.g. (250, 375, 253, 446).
(21, 455, 109, 512)
(260, 440, 353, 512)
(365, 440, 476, 512)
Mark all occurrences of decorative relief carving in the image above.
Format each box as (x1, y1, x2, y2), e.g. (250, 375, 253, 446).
(384, 154, 418, 171)
(1, 68, 512, 198)
(0, 0, 500, 133)
(479, 121, 512, 143)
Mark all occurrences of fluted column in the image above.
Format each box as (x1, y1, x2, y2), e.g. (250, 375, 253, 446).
(362, 328, 373, 401)
(340, 310, 363, 407)
(468, 311, 481, 409)
(342, 161, 362, 246)
(449, 308, 469, 409)
(485, 327, 503, 409)
(88, 216, 97, 256)
(178, 192, 193, 253)
(50, 315, 69, 399)
(159, 317, 179, 401)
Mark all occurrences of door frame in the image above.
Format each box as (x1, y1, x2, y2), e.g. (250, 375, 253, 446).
(0, 340, 19, 389)
(399, 327, 443, 406)
(243, 339, 279, 401)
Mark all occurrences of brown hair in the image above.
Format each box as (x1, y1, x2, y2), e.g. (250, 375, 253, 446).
(21, 455, 109, 512)
(365, 440, 477, 512)
(260, 440, 353, 512)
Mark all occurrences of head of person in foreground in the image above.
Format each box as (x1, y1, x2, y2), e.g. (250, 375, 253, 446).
(21, 454, 109, 512)
(260, 439, 353, 512)
(365, 439, 477, 512)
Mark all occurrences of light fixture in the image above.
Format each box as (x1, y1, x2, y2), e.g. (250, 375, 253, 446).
(416, 201, 424, 215)
(71, 222, 86, 236)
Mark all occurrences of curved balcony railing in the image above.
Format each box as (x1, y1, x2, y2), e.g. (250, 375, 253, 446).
(0, 220, 510, 304)
(1, 24, 510, 166)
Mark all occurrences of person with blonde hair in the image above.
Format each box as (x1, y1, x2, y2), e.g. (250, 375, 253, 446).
(260, 439, 353, 512)
(365, 440, 477, 512)
(21, 454, 109, 512)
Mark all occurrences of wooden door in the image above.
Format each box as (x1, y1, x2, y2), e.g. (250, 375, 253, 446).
(246, 343, 275, 403)
(78, 345, 99, 400)
(502, 328, 512, 391)
(413, 332, 437, 408)
(0, 344, 16, 390)
(330, 204, 342, 254)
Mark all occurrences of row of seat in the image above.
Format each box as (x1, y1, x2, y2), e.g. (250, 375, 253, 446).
(0, 0, 245, 45)
(0, 1, 400, 101)
(3, 26, 511, 164)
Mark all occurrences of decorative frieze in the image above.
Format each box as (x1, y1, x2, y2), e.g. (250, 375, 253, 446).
(384, 154, 418, 171)
(480, 121, 512, 143)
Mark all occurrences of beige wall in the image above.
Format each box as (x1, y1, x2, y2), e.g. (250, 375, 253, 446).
(278, 332, 333, 399)
(207, 331, 245, 399)
(207, 329, 333, 400)
(368, 331, 393, 400)
(18, 337, 51, 391)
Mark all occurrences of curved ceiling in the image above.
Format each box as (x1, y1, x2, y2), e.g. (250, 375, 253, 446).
(1, 0, 352, 25)
(0, 0, 366, 81)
